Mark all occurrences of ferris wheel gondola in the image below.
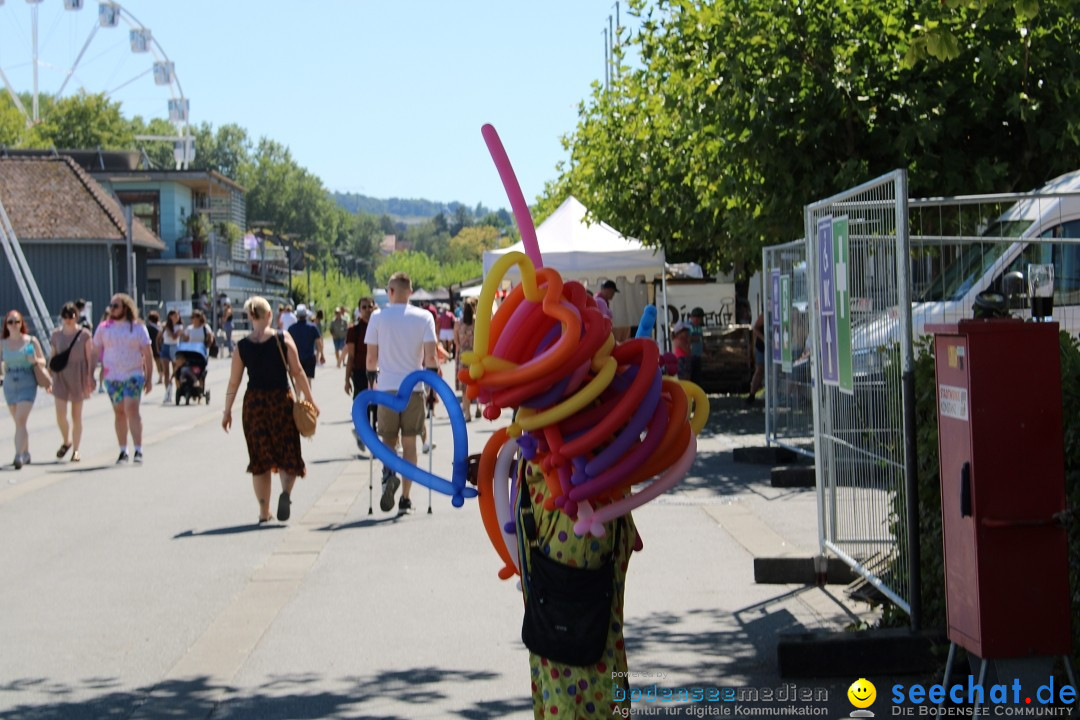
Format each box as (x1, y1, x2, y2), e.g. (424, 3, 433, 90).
(0, 0, 193, 168)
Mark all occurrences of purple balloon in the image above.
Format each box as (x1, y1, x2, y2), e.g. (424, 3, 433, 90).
(568, 397, 670, 503)
(584, 369, 662, 477)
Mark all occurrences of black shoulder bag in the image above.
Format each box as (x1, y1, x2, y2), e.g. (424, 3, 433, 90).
(48, 331, 81, 372)
(520, 471, 621, 666)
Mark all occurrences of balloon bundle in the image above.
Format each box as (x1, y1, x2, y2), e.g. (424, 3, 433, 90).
(469, 125, 709, 580)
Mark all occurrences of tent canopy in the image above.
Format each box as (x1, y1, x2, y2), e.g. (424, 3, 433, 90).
(482, 196, 665, 284)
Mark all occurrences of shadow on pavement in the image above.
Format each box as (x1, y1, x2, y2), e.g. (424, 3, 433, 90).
(320, 516, 403, 532)
(0, 667, 533, 720)
(172, 524, 287, 539)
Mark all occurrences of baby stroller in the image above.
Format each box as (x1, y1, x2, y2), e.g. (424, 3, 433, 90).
(174, 342, 210, 405)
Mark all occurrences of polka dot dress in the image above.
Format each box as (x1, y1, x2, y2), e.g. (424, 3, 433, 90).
(521, 464, 637, 719)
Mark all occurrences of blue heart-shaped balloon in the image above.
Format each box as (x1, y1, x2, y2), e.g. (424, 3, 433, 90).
(352, 370, 477, 507)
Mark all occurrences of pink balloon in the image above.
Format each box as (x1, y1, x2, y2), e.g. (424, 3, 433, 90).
(573, 436, 697, 538)
(482, 124, 542, 268)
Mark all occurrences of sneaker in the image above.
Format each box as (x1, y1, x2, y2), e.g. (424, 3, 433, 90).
(277, 491, 291, 522)
(21, 452, 30, 466)
(133, 450, 143, 464)
(353, 429, 366, 453)
(398, 496, 413, 514)
(12, 455, 21, 470)
(380, 472, 400, 512)
(422, 441, 433, 454)
(116, 450, 129, 464)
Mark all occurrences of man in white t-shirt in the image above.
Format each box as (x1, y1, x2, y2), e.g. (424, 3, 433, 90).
(279, 305, 298, 332)
(365, 272, 438, 514)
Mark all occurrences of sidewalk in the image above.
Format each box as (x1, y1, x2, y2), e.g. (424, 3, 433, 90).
(0, 361, 927, 719)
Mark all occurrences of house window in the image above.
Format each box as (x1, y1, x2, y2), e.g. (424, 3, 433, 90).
(115, 191, 160, 237)
(146, 279, 161, 302)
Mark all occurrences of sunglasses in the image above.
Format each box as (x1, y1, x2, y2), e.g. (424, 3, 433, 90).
(109, 303, 122, 309)
(5, 318, 20, 325)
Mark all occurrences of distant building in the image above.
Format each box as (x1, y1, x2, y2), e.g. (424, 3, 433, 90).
(0, 148, 287, 322)
(0, 156, 164, 328)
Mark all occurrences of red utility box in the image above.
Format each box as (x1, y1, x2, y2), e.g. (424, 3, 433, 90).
(929, 320, 1070, 658)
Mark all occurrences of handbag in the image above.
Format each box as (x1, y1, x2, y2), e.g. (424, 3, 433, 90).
(48, 331, 80, 372)
(33, 360, 52, 390)
(275, 333, 318, 437)
(519, 474, 621, 666)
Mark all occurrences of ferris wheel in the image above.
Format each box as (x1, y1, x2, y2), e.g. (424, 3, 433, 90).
(0, 0, 192, 167)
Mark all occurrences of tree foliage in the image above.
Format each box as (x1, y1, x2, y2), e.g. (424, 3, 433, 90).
(543, 0, 1080, 276)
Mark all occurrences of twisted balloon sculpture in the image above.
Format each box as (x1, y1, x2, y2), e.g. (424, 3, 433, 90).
(473, 125, 709, 579)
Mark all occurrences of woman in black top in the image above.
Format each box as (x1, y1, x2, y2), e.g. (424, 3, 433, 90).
(222, 296, 319, 523)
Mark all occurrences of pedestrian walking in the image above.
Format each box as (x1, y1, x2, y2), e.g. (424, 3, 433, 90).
(454, 298, 479, 421)
(222, 304, 234, 358)
(181, 309, 212, 349)
(50, 303, 95, 463)
(74, 298, 92, 332)
(747, 313, 765, 404)
(344, 298, 377, 452)
(330, 307, 348, 368)
(146, 310, 162, 385)
(279, 304, 297, 333)
(160, 309, 182, 402)
(437, 304, 456, 358)
(222, 296, 319, 524)
(522, 463, 637, 717)
(287, 304, 322, 379)
(3, 310, 48, 468)
(93, 293, 154, 464)
(364, 273, 438, 514)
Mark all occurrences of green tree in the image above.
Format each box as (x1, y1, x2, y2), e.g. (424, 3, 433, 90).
(546, 0, 1080, 276)
(26, 92, 133, 150)
(193, 122, 252, 179)
(129, 115, 180, 169)
(374, 250, 443, 290)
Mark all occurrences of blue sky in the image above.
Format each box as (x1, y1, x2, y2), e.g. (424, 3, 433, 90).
(0, 1, 635, 211)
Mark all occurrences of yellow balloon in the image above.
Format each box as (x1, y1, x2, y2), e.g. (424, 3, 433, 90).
(513, 356, 618, 433)
(678, 380, 710, 435)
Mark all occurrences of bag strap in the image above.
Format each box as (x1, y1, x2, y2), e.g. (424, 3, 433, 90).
(273, 332, 300, 399)
(518, 461, 621, 560)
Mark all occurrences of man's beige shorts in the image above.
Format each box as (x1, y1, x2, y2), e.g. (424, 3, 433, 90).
(377, 391, 425, 438)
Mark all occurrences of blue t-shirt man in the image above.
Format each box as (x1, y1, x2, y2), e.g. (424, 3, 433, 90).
(288, 308, 323, 379)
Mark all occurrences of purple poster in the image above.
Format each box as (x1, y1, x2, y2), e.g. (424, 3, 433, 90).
(771, 269, 782, 363)
(817, 217, 839, 386)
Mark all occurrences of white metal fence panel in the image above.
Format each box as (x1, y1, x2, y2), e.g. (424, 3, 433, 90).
(763, 239, 814, 456)
(806, 170, 918, 619)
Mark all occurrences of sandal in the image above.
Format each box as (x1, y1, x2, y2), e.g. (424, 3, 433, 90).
(258, 516, 274, 524)
(56, 443, 71, 459)
(70, 451, 81, 463)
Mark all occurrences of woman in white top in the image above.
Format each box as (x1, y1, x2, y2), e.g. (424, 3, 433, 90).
(160, 309, 182, 402)
(182, 309, 211, 347)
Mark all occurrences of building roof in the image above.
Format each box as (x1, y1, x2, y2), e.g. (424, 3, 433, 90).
(0, 156, 165, 250)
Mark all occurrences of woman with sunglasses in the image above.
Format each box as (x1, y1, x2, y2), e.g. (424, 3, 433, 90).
(3, 311, 47, 468)
(49, 303, 96, 462)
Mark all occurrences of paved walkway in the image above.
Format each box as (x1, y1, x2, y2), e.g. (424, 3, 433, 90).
(0, 356, 908, 719)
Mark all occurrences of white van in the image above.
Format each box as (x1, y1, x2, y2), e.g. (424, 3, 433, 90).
(852, 169, 1080, 373)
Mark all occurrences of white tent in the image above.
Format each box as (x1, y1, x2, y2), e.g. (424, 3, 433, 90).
(482, 196, 665, 282)
(482, 196, 669, 342)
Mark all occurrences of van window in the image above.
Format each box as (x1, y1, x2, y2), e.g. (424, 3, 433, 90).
(995, 219, 1080, 305)
(918, 220, 1033, 302)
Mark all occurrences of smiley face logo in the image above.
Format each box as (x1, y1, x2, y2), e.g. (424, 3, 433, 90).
(847, 678, 876, 709)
